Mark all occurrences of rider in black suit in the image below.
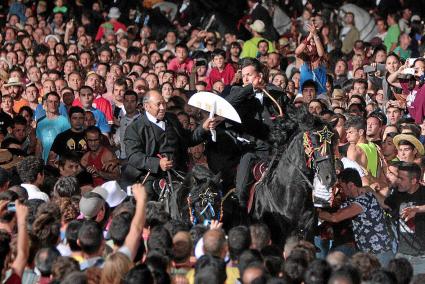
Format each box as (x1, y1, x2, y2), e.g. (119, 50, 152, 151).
(224, 58, 286, 210)
(123, 90, 216, 200)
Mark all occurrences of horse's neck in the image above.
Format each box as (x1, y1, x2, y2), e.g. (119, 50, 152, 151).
(275, 132, 312, 182)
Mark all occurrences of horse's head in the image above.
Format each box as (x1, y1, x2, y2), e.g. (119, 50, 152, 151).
(302, 124, 337, 188)
(185, 165, 222, 226)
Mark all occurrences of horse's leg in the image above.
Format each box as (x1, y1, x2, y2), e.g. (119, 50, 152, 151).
(259, 212, 291, 250)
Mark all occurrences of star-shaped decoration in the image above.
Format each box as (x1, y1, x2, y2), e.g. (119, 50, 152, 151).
(199, 188, 217, 207)
(317, 126, 334, 145)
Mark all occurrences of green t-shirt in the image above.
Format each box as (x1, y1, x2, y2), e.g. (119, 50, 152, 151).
(358, 142, 378, 178)
(384, 24, 401, 52)
(394, 46, 412, 60)
(240, 36, 276, 59)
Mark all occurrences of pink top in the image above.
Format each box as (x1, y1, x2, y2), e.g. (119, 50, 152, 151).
(167, 58, 194, 74)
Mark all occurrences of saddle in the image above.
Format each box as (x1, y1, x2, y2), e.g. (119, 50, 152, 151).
(247, 161, 268, 213)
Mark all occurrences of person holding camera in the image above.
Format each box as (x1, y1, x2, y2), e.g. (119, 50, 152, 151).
(387, 58, 425, 123)
(295, 21, 327, 98)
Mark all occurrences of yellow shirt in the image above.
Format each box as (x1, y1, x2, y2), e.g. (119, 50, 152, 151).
(186, 266, 239, 284)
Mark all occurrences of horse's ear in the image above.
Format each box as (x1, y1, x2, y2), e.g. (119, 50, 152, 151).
(213, 172, 221, 184)
(329, 117, 338, 129)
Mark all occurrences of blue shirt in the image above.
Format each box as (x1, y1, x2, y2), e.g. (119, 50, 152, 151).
(89, 107, 111, 134)
(35, 103, 69, 121)
(299, 63, 327, 95)
(36, 115, 71, 163)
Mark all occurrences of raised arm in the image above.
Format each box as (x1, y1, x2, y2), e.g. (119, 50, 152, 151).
(11, 201, 29, 278)
(123, 183, 147, 260)
(387, 64, 407, 89)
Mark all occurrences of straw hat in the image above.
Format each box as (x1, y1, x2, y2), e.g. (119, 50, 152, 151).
(0, 149, 23, 170)
(393, 134, 425, 155)
(4, 77, 23, 87)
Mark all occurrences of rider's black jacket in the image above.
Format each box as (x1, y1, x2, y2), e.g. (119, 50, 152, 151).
(224, 83, 287, 153)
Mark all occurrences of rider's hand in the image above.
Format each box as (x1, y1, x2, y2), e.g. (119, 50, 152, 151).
(202, 118, 218, 131)
(159, 157, 173, 171)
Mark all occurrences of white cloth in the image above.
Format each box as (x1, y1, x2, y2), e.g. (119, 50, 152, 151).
(341, 157, 366, 177)
(146, 111, 165, 130)
(312, 175, 332, 208)
(21, 183, 49, 201)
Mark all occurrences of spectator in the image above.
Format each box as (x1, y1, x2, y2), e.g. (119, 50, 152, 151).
(95, 7, 127, 42)
(17, 156, 49, 201)
(36, 92, 71, 162)
(4, 77, 29, 114)
(385, 162, 425, 274)
(78, 86, 110, 134)
(206, 49, 236, 90)
(167, 44, 194, 74)
(241, 20, 276, 59)
(49, 106, 86, 165)
(340, 12, 360, 54)
(319, 168, 394, 266)
(81, 126, 119, 186)
(384, 13, 401, 52)
(116, 91, 141, 160)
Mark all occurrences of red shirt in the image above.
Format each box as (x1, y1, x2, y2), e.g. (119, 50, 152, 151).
(95, 21, 127, 41)
(73, 96, 113, 124)
(206, 63, 236, 90)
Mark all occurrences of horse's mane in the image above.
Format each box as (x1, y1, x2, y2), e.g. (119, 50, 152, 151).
(173, 165, 222, 224)
(269, 105, 323, 152)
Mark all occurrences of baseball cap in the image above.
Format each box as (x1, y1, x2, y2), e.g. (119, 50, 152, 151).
(101, 181, 127, 208)
(79, 191, 105, 219)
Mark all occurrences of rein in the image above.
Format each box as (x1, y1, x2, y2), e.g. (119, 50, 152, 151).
(262, 88, 284, 118)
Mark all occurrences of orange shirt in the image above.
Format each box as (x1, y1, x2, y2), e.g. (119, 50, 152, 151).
(13, 97, 29, 113)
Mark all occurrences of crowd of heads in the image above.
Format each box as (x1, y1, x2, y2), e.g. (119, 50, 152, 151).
(1, 0, 425, 283)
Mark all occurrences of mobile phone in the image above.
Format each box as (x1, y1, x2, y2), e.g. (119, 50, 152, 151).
(195, 59, 205, 67)
(7, 202, 16, 212)
(403, 68, 415, 75)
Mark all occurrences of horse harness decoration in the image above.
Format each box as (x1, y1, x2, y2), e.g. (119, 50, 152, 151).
(187, 187, 224, 226)
(303, 126, 334, 170)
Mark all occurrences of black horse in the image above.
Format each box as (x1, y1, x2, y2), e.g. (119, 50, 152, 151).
(170, 165, 221, 224)
(251, 106, 337, 247)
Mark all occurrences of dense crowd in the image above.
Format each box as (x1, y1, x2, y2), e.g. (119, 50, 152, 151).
(1, 0, 425, 283)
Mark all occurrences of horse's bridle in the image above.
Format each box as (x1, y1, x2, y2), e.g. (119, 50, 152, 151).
(303, 125, 334, 171)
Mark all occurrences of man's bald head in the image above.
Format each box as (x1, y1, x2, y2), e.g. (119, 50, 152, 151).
(326, 251, 349, 270)
(143, 89, 166, 120)
(203, 229, 227, 258)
